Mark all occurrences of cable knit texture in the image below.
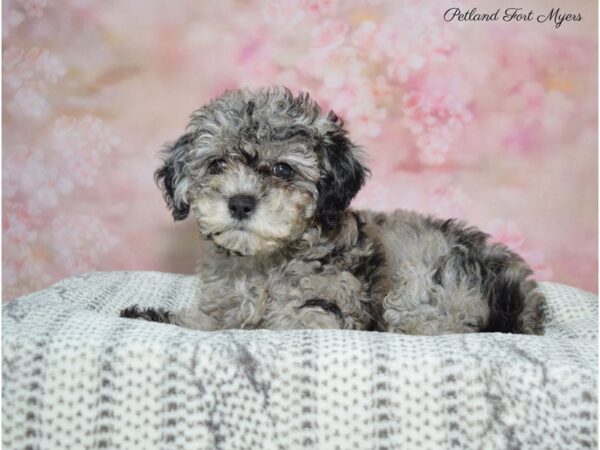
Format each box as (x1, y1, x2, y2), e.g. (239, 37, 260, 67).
(2, 271, 597, 449)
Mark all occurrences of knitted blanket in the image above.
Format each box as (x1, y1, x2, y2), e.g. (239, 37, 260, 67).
(2, 271, 597, 449)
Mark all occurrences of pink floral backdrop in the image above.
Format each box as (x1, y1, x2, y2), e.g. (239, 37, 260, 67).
(3, 0, 597, 301)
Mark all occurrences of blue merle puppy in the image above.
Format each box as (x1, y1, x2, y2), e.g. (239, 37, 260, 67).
(121, 86, 545, 334)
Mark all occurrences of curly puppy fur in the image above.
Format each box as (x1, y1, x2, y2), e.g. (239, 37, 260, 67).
(121, 86, 545, 335)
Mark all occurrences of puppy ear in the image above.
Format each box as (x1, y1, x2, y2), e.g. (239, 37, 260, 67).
(316, 113, 369, 230)
(154, 132, 193, 221)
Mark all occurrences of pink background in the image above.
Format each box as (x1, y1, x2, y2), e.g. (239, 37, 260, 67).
(3, 0, 597, 301)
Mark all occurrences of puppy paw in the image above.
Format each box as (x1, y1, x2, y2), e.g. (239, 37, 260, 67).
(120, 305, 173, 323)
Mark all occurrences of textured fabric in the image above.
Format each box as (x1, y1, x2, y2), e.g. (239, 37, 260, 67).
(2, 271, 597, 449)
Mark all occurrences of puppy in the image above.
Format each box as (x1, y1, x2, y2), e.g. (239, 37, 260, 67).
(121, 87, 545, 334)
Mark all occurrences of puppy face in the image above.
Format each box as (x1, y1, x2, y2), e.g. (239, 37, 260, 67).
(190, 137, 319, 255)
(155, 87, 369, 255)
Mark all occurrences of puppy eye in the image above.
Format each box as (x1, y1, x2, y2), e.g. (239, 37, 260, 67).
(273, 162, 292, 179)
(208, 159, 227, 175)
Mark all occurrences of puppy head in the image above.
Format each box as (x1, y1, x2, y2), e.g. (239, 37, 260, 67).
(155, 87, 369, 255)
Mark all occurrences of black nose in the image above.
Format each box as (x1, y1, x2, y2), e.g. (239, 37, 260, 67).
(228, 194, 256, 220)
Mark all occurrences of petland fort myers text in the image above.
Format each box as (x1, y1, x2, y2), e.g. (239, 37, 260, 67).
(444, 8, 582, 28)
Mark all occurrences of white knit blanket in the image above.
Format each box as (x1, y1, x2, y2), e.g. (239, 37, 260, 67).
(2, 271, 597, 449)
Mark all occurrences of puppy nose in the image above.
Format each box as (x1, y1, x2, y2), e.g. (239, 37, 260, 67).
(228, 194, 256, 220)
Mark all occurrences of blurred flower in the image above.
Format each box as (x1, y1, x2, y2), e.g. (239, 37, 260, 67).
(52, 115, 120, 157)
(351, 21, 384, 62)
(2, 246, 52, 289)
(424, 184, 473, 218)
(3, 204, 38, 245)
(502, 122, 542, 155)
(51, 116, 121, 187)
(310, 19, 348, 54)
(263, 0, 338, 24)
(402, 91, 472, 165)
(3, 8, 25, 38)
(3, 145, 29, 199)
(4, 47, 65, 119)
(51, 214, 118, 273)
(7, 86, 48, 118)
(352, 179, 392, 211)
(18, 150, 73, 211)
(4, 47, 66, 87)
(30, 48, 67, 82)
(3, 117, 119, 215)
(19, 0, 47, 18)
(302, 0, 338, 16)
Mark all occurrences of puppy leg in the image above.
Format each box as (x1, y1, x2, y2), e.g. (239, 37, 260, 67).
(382, 242, 546, 335)
(481, 244, 546, 334)
(517, 283, 546, 334)
(382, 258, 488, 335)
(120, 305, 220, 331)
(259, 261, 373, 330)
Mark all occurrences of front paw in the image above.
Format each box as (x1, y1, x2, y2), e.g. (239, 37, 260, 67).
(120, 305, 173, 323)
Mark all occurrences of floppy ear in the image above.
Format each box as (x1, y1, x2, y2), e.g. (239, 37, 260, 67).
(154, 132, 194, 221)
(315, 114, 369, 230)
